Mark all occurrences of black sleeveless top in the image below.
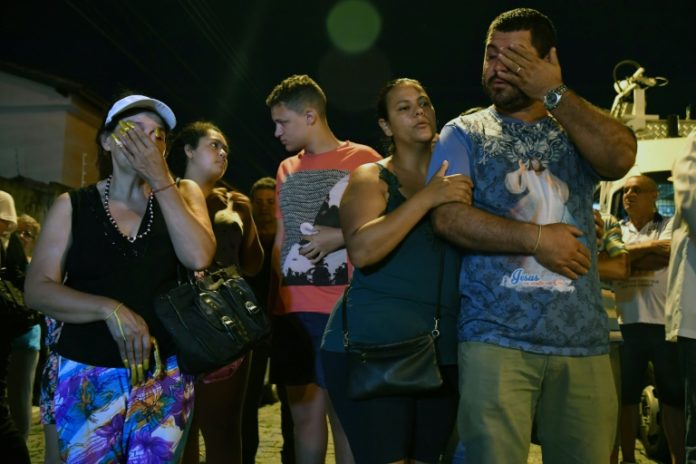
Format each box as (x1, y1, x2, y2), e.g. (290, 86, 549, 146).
(55, 185, 178, 367)
(205, 188, 244, 274)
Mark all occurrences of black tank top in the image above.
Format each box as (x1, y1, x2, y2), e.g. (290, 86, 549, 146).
(55, 185, 178, 367)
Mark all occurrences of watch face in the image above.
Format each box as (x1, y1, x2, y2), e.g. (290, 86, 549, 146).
(544, 85, 567, 109)
(545, 93, 559, 106)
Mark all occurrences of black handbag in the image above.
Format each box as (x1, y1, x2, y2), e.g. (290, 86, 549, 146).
(342, 247, 444, 400)
(154, 266, 271, 376)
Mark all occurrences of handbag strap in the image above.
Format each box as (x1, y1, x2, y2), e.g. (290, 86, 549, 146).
(342, 240, 445, 348)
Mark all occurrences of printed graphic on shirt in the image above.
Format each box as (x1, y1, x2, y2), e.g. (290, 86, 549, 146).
(279, 170, 349, 286)
(478, 122, 577, 292)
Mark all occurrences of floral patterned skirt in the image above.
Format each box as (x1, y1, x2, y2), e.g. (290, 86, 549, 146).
(55, 354, 194, 464)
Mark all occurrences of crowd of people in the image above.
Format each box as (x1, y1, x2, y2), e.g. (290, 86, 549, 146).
(2, 6, 696, 464)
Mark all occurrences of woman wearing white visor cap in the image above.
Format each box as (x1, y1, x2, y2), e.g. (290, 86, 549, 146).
(25, 93, 216, 463)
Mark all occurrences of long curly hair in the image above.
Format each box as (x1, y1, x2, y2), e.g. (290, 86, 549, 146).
(167, 121, 225, 179)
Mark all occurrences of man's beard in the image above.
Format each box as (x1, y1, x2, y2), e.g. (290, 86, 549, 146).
(482, 74, 533, 112)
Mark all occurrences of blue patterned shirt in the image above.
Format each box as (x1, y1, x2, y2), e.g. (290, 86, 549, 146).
(429, 107, 607, 356)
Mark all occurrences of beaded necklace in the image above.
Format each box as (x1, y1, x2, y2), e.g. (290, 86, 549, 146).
(102, 175, 154, 243)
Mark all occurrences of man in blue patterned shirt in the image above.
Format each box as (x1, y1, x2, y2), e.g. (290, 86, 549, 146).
(428, 8, 636, 463)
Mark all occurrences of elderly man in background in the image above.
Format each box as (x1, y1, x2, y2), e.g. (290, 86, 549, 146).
(614, 175, 685, 464)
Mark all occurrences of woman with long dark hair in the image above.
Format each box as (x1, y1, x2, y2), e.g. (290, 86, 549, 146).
(168, 120, 263, 464)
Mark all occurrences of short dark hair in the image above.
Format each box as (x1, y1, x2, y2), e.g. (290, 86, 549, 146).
(166, 121, 225, 179)
(487, 8, 557, 57)
(96, 91, 173, 179)
(250, 176, 276, 198)
(265, 75, 327, 117)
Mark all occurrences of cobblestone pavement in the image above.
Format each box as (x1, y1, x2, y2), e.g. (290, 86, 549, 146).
(26, 402, 334, 463)
(27, 403, 659, 463)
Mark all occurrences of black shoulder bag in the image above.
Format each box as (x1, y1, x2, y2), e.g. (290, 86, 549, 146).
(342, 247, 444, 400)
(154, 266, 271, 376)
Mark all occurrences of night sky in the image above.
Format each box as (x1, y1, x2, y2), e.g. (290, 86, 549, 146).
(2, 0, 694, 192)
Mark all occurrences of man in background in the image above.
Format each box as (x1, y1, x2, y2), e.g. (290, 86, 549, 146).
(596, 210, 630, 464)
(243, 176, 292, 464)
(666, 131, 696, 461)
(614, 175, 684, 464)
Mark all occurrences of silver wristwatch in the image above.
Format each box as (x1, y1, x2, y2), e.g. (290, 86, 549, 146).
(543, 84, 568, 111)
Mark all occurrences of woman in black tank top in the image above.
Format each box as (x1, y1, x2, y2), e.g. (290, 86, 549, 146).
(24, 94, 216, 463)
(168, 121, 264, 464)
(320, 79, 473, 464)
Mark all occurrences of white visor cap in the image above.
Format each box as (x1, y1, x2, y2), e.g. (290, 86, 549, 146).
(104, 95, 176, 129)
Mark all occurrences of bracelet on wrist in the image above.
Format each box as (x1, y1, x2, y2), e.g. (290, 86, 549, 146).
(152, 180, 177, 194)
(532, 224, 543, 254)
